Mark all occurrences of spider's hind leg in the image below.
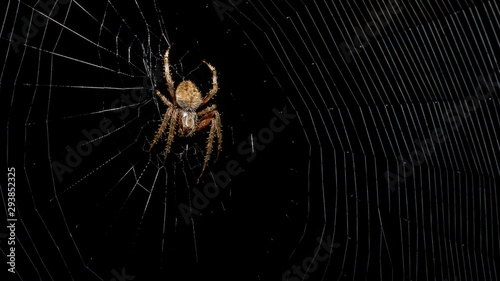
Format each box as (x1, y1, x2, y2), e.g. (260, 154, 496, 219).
(150, 107, 173, 152)
(163, 110, 179, 160)
(196, 111, 222, 178)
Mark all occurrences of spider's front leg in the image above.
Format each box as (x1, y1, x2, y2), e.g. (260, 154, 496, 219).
(155, 89, 172, 107)
(163, 46, 177, 105)
(200, 61, 218, 107)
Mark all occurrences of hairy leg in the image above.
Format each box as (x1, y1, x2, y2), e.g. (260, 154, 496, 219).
(149, 106, 173, 151)
(197, 104, 216, 117)
(213, 111, 222, 159)
(164, 110, 178, 160)
(200, 61, 218, 107)
(163, 46, 176, 105)
(197, 111, 222, 178)
(156, 90, 172, 107)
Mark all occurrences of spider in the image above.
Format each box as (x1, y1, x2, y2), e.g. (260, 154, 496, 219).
(149, 46, 222, 178)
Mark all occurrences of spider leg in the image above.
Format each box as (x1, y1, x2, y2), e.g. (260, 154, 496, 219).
(155, 90, 172, 107)
(186, 105, 217, 138)
(200, 60, 218, 107)
(213, 111, 222, 160)
(149, 106, 173, 152)
(197, 104, 216, 117)
(196, 110, 222, 178)
(164, 109, 179, 160)
(163, 46, 177, 106)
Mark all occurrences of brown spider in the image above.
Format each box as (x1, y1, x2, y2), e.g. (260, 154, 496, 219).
(149, 46, 222, 177)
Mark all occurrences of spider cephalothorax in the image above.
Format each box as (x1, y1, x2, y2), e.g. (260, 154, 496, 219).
(149, 46, 222, 177)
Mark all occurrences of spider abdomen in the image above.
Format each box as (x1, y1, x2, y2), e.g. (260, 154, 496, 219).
(179, 111, 198, 136)
(176, 80, 202, 110)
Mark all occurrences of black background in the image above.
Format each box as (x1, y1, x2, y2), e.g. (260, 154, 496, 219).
(2, 1, 500, 281)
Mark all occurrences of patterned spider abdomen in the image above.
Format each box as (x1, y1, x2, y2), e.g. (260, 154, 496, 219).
(176, 81, 202, 111)
(179, 111, 197, 136)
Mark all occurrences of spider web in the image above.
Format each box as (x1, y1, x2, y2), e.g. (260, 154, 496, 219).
(2, 0, 500, 281)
